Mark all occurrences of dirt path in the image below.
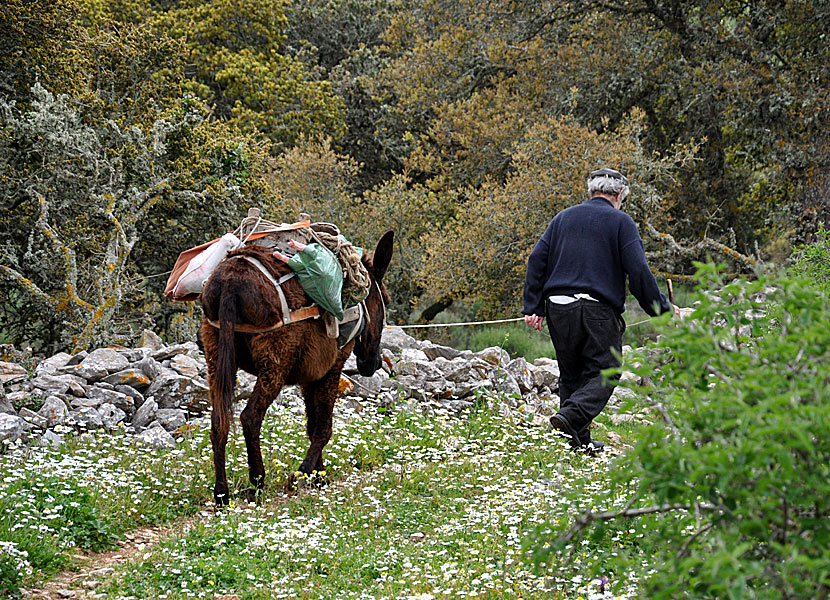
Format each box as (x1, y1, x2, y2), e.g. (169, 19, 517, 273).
(21, 514, 206, 600)
(21, 490, 312, 600)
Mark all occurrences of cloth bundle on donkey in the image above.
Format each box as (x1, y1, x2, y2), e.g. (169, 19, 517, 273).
(164, 208, 372, 347)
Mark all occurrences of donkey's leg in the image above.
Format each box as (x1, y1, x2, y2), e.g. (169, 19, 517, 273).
(240, 369, 284, 496)
(299, 369, 340, 475)
(239, 379, 279, 496)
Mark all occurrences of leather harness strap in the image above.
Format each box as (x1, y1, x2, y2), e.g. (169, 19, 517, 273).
(206, 254, 377, 339)
(207, 254, 320, 333)
(239, 256, 296, 324)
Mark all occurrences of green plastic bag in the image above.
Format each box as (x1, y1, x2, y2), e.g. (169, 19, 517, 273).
(288, 243, 344, 319)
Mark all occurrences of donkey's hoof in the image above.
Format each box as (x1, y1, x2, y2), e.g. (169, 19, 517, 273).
(287, 469, 330, 491)
(310, 473, 331, 488)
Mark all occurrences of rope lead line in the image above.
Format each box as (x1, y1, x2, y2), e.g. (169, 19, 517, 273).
(388, 317, 653, 330)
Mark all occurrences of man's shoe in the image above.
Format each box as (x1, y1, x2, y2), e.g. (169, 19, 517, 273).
(550, 414, 580, 446)
(583, 439, 605, 455)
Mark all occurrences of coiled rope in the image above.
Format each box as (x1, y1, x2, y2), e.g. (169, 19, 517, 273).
(306, 228, 370, 304)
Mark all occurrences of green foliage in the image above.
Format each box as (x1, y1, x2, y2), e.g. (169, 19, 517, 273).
(373, 0, 829, 251)
(537, 264, 830, 598)
(790, 223, 830, 294)
(282, 0, 399, 189)
(152, 0, 346, 148)
(0, 429, 212, 590)
(9, 392, 42, 415)
(3, 0, 828, 344)
(266, 139, 458, 321)
(62, 500, 119, 552)
(351, 175, 458, 322)
(81, 403, 617, 599)
(0, 0, 83, 103)
(418, 111, 691, 316)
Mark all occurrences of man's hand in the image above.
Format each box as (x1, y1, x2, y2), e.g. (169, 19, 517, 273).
(673, 305, 694, 320)
(674, 306, 695, 321)
(524, 314, 544, 331)
(273, 240, 308, 263)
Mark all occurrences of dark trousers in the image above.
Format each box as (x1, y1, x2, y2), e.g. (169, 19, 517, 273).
(545, 299, 623, 445)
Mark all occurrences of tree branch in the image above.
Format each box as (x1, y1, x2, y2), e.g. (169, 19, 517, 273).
(34, 192, 92, 310)
(678, 522, 714, 559)
(644, 222, 760, 273)
(0, 265, 56, 307)
(557, 501, 721, 546)
(650, 399, 682, 441)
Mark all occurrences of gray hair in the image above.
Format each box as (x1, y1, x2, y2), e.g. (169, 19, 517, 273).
(587, 168, 630, 202)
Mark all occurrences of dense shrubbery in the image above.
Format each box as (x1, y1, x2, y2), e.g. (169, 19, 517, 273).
(790, 223, 830, 294)
(532, 264, 830, 598)
(0, 85, 269, 352)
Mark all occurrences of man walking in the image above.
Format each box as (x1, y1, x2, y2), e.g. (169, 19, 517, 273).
(522, 168, 678, 453)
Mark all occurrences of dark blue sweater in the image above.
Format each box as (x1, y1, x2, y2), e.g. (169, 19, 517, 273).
(523, 197, 671, 317)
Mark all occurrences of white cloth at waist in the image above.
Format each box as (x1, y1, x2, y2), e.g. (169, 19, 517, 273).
(549, 293, 599, 305)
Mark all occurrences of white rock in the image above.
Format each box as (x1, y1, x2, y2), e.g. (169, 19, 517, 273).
(138, 329, 164, 350)
(74, 407, 104, 429)
(35, 352, 72, 374)
(19, 407, 48, 429)
(31, 373, 75, 395)
(155, 408, 187, 432)
(97, 403, 127, 429)
(170, 354, 202, 378)
(39, 429, 65, 447)
(0, 361, 27, 384)
(137, 423, 176, 449)
(131, 398, 158, 430)
(80, 348, 130, 376)
(37, 396, 69, 427)
(380, 327, 419, 353)
(476, 346, 509, 367)
(0, 412, 26, 442)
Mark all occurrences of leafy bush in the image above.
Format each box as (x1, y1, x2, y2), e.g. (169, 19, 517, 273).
(790, 223, 830, 293)
(62, 500, 118, 553)
(534, 263, 830, 598)
(417, 112, 694, 316)
(0, 84, 269, 352)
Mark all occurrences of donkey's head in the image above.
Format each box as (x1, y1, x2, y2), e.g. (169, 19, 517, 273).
(354, 231, 394, 377)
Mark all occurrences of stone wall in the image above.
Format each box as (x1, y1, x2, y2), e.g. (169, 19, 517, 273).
(0, 327, 640, 450)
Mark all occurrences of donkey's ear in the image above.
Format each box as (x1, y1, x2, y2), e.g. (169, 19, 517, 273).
(372, 230, 394, 281)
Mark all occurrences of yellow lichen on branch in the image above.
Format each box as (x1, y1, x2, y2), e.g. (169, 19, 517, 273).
(644, 223, 760, 274)
(0, 266, 56, 307)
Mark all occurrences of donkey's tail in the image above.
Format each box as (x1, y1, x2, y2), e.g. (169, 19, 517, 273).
(214, 290, 238, 435)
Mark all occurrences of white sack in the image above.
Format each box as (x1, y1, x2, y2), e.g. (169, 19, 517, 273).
(171, 233, 240, 298)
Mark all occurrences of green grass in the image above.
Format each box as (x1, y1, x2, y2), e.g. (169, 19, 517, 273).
(457, 322, 557, 363)
(1, 396, 659, 599)
(0, 425, 213, 597)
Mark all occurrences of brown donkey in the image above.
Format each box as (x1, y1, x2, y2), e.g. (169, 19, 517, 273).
(200, 231, 393, 505)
